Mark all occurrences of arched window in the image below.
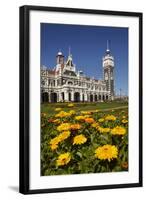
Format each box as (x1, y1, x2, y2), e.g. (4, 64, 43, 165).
(50, 93, 57, 103)
(90, 94, 93, 102)
(95, 95, 97, 101)
(74, 92, 80, 102)
(41, 92, 49, 103)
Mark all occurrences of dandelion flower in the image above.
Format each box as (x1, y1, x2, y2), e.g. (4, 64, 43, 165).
(81, 111, 91, 115)
(58, 131, 71, 141)
(91, 122, 99, 128)
(98, 127, 110, 133)
(50, 137, 60, 151)
(56, 152, 71, 166)
(55, 111, 71, 118)
(75, 115, 85, 121)
(70, 124, 82, 130)
(57, 123, 71, 132)
(105, 115, 116, 121)
(73, 134, 87, 145)
(95, 144, 118, 161)
(69, 110, 76, 115)
(111, 126, 126, 136)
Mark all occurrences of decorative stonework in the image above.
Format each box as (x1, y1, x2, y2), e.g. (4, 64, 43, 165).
(41, 46, 115, 103)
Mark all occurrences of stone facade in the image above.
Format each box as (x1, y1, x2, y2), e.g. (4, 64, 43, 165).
(41, 46, 115, 103)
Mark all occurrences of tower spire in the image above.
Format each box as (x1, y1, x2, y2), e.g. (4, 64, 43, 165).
(106, 40, 110, 54)
(107, 40, 109, 51)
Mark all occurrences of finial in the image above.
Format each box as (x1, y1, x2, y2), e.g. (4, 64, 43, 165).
(106, 40, 110, 54)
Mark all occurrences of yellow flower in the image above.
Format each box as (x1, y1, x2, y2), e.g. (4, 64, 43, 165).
(122, 116, 126, 119)
(57, 123, 71, 132)
(69, 110, 76, 115)
(98, 118, 105, 123)
(111, 126, 126, 136)
(50, 131, 71, 151)
(70, 124, 82, 130)
(50, 143, 58, 151)
(75, 115, 85, 121)
(105, 115, 116, 121)
(122, 119, 128, 124)
(50, 137, 61, 145)
(81, 111, 91, 115)
(50, 137, 60, 151)
(68, 103, 74, 107)
(91, 122, 99, 128)
(53, 119, 61, 124)
(98, 127, 110, 133)
(55, 111, 71, 118)
(73, 134, 87, 145)
(58, 131, 71, 141)
(56, 152, 71, 166)
(55, 108, 62, 111)
(84, 115, 91, 118)
(84, 118, 95, 124)
(95, 144, 118, 161)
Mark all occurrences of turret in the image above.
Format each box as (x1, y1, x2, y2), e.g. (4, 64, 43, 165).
(56, 51, 64, 64)
(103, 40, 114, 100)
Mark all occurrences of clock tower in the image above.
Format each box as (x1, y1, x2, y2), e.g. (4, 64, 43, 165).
(103, 41, 114, 100)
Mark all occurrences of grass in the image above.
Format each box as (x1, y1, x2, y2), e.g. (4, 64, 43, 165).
(41, 101, 128, 116)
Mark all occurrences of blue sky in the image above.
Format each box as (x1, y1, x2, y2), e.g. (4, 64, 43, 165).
(41, 23, 128, 96)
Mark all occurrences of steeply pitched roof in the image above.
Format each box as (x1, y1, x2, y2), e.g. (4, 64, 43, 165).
(63, 70, 77, 76)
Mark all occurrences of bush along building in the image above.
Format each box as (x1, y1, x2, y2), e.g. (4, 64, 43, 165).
(41, 43, 115, 103)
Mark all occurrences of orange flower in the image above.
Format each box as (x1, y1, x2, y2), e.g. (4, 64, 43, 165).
(84, 118, 95, 124)
(70, 124, 82, 130)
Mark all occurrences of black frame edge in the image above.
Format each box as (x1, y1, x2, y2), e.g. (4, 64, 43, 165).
(19, 6, 30, 194)
(139, 13, 143, 187)
(21, 5, 142, 16)
(19, 5, 143, 194)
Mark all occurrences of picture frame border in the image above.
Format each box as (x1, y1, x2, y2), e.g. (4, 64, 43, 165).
(19, 5, 143, 194)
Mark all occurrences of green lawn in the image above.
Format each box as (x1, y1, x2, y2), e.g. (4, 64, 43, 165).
(41, 101, 128, 116)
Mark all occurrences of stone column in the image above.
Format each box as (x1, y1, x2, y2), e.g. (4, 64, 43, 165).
(93, 94, 95, 102)
(84, 93, 87, 102)
(58, 92, 61, 102)
(71, 92, 74, 102)
(80, 92, 83, 102)
(64, 91, 68, 102)
(101, 94, 103, 102)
